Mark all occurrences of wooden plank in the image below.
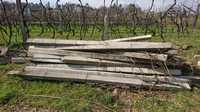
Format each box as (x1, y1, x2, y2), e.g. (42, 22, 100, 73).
(22, 70, 186, 90)
(27, 36, 152, 47)
(31, 56, 132, 67)
(35, 64, 182, 76)
(107, 35, 152, 42)
(27, 38, 107, 46)
(56, 42, 173, 51)
(25, 66, 190, 84)
(28, 47, 168, 62)
(62, 56, 132, 66)
(23, 66, 191, 89)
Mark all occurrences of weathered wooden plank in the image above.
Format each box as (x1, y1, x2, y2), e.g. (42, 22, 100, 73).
(25, 66, 190, 85)
(56, 42, 173, 51)
(27, 38, 107, 46)
(107, 35, 152, 42)
(27, 36, 152, 47)
(62, 56, 132, 66)
(23, 66, 190, 89)
(29, 47, 168, 62)
(35, 64, 182, 75)
(31, 56, 132, 67)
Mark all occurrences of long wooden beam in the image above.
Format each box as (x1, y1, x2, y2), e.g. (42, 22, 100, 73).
(27, 38, 103, 46)
(27, 35, 152, 46)
(23, 66, 191, 89)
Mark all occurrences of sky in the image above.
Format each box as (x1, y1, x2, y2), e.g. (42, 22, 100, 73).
(6, 0, 200, 11)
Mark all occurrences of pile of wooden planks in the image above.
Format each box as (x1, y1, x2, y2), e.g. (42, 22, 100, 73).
(0, 47, 8, 64)
(11, 35, 195, 90)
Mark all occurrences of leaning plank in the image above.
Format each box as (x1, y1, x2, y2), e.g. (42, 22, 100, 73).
(35, 64, 182, 76)
(25, 66, 190, 88)
(56, 42, 173, 51)
(107, 35, 152, 42)
(29, 47, 168, 62)
(62, 56, 132, 66)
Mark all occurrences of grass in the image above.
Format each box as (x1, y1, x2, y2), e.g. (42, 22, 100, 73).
(0, 25, 200, 111)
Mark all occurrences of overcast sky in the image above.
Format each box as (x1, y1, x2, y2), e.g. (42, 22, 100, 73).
(6, 0, 200, 11)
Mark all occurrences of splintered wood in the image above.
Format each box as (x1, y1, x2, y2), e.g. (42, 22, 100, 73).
(11, 35, 194, 90)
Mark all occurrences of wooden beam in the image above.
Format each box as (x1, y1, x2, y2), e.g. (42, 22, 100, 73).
(23, 66, 191, 89)
(27, 35, 152, 47)
(27, 38, 107, 46)
(25, 66, 190, 84)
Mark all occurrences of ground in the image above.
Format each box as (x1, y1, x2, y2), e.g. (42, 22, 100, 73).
(0, 27, 200, 111)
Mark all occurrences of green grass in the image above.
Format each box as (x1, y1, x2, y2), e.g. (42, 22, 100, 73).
(0, 26, 200, 111)
(1, 65, 200, 111)
(0, 66, 121, 111)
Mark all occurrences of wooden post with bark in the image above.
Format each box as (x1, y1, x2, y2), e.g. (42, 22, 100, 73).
(16, 0, 29, 46)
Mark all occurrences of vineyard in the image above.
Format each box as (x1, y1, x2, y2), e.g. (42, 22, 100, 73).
(0, 0, 200, 111)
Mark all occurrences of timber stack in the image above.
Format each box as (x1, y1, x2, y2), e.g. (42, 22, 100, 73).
(10, 35, 198, 90)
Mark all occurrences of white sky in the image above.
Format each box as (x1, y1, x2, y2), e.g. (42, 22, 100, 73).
(5, 0, 200, 11)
